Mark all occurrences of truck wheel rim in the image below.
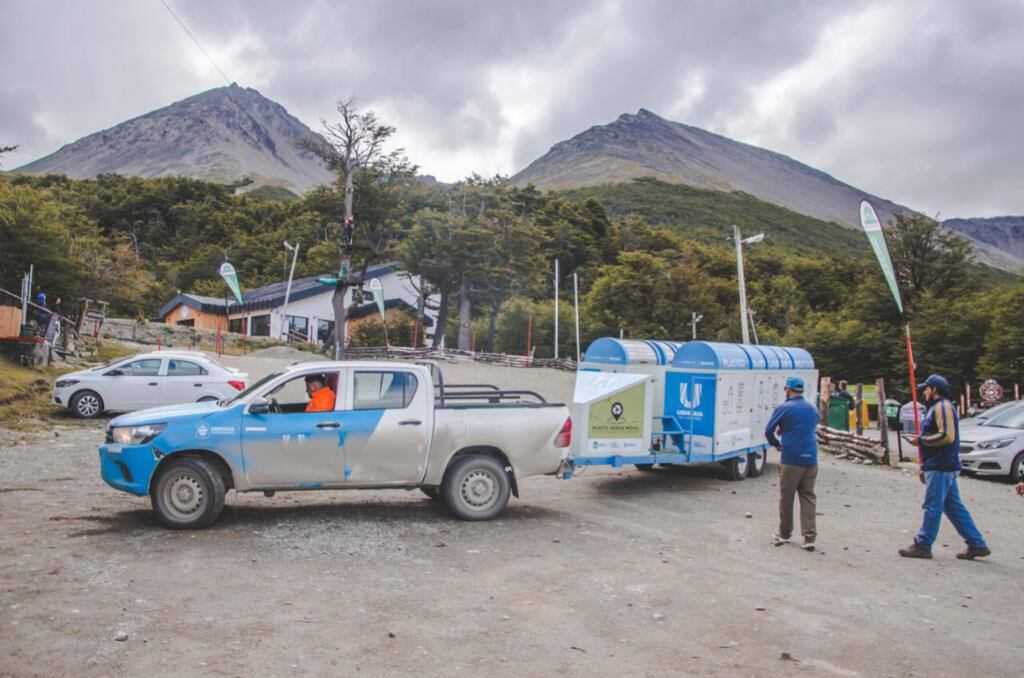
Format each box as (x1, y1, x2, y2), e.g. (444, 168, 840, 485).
(163, 472, 205, 519)
(460, 469, 498, 510)
(78, 395, 99, 416)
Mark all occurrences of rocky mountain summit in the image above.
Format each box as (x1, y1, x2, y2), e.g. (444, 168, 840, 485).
(16, 84, 332, 193)
(513, 108, 908, 230)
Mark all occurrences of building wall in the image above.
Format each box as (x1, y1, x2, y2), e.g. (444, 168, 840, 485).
(163, 303, 227, 332)
(0, 305, 22, 337)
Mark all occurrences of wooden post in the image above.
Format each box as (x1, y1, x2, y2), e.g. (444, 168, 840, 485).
(526, 313, 532, 365)
(877, 378, 890, 465)
(819, 376, 831, 425)
(1016, 383, 1020, 400)
(960, 393, 966, 415)
(966, 383, 972, 412)
(855, 383, 864, 436)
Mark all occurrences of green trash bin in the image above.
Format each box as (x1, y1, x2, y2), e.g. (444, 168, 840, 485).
(828, 398, 850, 430)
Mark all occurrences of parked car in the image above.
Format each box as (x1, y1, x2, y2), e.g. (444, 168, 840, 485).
(53, 351, 249, 419)
(98, 361, 571, 528)
(959, 400, 1024, 432)
(959, 405, 1024, 482)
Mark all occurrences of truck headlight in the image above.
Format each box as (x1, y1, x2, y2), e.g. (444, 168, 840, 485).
(110, 424, 166, 445)
(55, 379, 79, 388)
(975, 438, 1016, 450)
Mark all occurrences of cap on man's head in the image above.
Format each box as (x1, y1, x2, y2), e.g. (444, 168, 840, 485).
(786, 376, 805, 392)
(916, 374, 949, 394)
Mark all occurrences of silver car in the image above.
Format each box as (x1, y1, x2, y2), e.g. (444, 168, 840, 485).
(959, 405, 1024, 482)
(53, 351, 249, 419)
(959, 400, 1024, 433)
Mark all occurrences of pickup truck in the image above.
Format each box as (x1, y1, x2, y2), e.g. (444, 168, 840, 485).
(98, 361, 572, 529)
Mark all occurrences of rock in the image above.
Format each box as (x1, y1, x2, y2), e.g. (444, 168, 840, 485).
(500, 615, 511, 621)
(744, 512, 753, 518)
(718, 641, 737, 648)
(652, 613, 665, 621)
(388, 632, 396, 638)
(863, 460, 874, 465)
(755, 606, 767, 611)
(780, 651, 795, 661)
(114, 630, 128, 642)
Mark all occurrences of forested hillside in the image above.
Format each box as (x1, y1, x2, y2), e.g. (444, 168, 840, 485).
(1, 171, 1020, 397)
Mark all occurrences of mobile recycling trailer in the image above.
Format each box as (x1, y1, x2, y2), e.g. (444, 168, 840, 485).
(570, 340, 818, 481)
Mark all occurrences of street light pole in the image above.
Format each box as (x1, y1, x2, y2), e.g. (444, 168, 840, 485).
(733, 225, 764, 345)
(691, 312, 703, 340)
(281, 241, 300, 341)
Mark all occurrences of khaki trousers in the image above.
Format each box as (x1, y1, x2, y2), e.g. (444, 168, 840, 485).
(779, 463, 818, 541)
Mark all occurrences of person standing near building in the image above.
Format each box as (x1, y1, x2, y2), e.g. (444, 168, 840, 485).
(766, 376, 820, 551)
(899, 374, 990, 560)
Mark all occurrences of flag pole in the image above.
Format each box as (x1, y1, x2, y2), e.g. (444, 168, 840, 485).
(904, 322, 922, 464)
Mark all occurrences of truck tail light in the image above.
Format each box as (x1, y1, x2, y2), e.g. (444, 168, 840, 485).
(228, 380, 246, 391)
(555, 417, 572, 448)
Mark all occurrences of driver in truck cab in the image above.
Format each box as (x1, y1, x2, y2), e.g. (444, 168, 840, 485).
(304, 374, 336, 412)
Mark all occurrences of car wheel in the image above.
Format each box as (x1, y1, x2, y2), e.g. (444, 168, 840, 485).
(723, 454, 749, 481)
(70, 390, 104, 419)
(442, 455, 511, 521)
(1010, 451, 1024, 483)
(420, 486, 442, 501)
(150, 457, 226, 530)
(747, 450, 767, 478)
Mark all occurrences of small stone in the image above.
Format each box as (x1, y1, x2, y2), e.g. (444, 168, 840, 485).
(388, 632, 396, 638)
(54, 431, 60, 437)
(500, 615, 511, 621)
(781, 651, 795, 661)
(755, 606, 767, 611)
(434, 542, 446, 548)
(864, 460, 874, 466)
(552, 539, 560, 543)
(652, 613, 665, 621)
(744, 512, 753, 518)
(114, 630, 128, 642)
(718, 641, 737, 648)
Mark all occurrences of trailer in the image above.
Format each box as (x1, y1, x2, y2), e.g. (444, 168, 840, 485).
(568, 340, 818, 481)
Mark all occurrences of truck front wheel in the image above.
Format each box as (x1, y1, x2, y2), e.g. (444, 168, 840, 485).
(442, 455, 511, 521)
(151, 457, 226, 529)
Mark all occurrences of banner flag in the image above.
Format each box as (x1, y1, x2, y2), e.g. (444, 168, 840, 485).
(859, 200, 903, 315)
(219, 262, 243, 305)
(369, 278, 386, 322)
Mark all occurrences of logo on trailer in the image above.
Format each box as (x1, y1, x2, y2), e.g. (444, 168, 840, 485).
(680, 383, 702, 409)
(611, 402, 624, 420)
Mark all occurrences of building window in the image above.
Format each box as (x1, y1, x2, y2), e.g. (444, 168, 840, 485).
(286, 315, 309, 342)
(228, 317, 245, 334)
(176, 319, 195, 328)
(251, 314, 271, 336)
(317, 319, 334, 345)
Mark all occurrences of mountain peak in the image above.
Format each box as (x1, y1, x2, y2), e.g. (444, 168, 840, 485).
(16, 85, 333, 193)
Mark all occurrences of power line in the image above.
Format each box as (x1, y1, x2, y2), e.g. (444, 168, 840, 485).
(159, 0, 232, 85)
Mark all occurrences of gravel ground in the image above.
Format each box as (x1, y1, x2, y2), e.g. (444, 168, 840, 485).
(2, 352, 1023, 677)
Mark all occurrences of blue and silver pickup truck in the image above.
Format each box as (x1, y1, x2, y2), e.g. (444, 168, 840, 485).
(99, 361, 572, 529)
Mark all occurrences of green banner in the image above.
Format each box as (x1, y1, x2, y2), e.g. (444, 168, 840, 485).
(859, 200, 903, 315)
(219, 262, 243, 304)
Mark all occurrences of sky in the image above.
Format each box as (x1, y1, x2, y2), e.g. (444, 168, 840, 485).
(2, 0, 1023, 219)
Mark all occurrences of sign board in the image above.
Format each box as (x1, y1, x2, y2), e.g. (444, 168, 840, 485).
(219, 262, 243, 304)
(573, 371, 652, 456)
(979, 379, 1003, 403)
(86, 309, 107, 321)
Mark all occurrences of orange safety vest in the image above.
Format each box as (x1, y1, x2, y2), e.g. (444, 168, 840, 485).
(305, 386, 336, 412)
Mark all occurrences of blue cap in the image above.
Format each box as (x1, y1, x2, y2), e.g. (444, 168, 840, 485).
(785, 376, 805, 392)
(916, 374, 949, 394)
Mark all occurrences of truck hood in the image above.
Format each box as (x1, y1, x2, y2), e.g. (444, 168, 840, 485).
(110, 401, 228, 427)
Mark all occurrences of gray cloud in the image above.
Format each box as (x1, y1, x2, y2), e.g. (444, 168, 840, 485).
(1, 0, 1022, 217)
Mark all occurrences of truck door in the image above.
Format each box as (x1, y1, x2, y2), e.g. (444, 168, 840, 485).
(341, 369, 430, 484)
(240, 370, 348, 486)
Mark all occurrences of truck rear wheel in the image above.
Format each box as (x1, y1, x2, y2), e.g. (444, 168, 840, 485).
(723, 454, 749, 481)
(151, 457, 226, 529)
(442, 455, 511, 521)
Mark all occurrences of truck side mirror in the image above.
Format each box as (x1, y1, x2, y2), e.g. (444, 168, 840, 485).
(249, 397, 270, 415)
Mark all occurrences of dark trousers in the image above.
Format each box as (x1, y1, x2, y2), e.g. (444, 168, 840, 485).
(779, 463, 818, 541)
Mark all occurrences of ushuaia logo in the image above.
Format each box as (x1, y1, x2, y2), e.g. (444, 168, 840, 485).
(680, 383, 702, 409)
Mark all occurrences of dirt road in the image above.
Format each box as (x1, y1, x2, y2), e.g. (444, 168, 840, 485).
(2, 356, 1023, 676)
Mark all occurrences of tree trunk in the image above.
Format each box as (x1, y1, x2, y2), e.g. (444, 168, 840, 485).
(486, 304, 499, 353)
(431, 283, 450, 348)
(332, 284, 349, 359)
(343, 159, 354, 220)
(457, 277, 472, 351)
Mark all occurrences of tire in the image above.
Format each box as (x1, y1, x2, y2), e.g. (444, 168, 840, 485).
(70, 390, 104, 419)
(442, 455, 511, 521)
(634, 463, 656, 471)
(747, 450, 767, 478)
(420, 486, 442, 501)
(1010, 451, 1024, 483)
(723, 453, 749, 481)
(150, 457, 226, 530)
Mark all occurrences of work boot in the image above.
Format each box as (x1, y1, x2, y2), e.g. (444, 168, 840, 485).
(956, 545, 991, 560)
(898, 542, 933, 559)
(772, 532, 790, 547)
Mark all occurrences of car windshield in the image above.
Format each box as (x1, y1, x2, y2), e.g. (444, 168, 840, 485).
(983, 405, 1024, 429)
(974, 401, 1018, 420)
(223, 372, 281, 406)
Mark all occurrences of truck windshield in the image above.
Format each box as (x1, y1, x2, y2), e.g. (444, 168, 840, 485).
(224, 372, 282, 406)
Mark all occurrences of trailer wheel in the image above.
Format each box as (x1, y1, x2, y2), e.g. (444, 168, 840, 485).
(747, 450, 766, 478)
(723, 454, 749, 481)
(442, 455, 511, 521)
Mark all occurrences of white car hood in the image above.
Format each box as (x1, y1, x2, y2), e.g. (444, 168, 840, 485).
(961, 426, 1024, 443)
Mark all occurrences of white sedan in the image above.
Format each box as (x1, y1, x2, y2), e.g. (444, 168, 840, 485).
(959, 405, 1024, 482)
(53, 351, 249, 419)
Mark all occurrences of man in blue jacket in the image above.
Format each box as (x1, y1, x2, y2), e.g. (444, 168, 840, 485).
(766, 376, 820, 551)
(899, 374, 990, 560)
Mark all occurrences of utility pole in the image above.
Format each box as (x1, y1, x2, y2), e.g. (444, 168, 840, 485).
(281, 241, 300, 341)
(553, 259, 559, 360)
(733, 225, 764, 345)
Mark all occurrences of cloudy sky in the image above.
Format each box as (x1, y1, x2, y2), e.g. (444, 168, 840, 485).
(2, 0, 1022, 218)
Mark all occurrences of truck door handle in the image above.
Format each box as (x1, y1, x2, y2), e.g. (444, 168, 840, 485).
(148, 382, 158, 386)
(193, 383, 202, 387)
(399, 419, 422, 426)
(316, 422, 341, 429)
